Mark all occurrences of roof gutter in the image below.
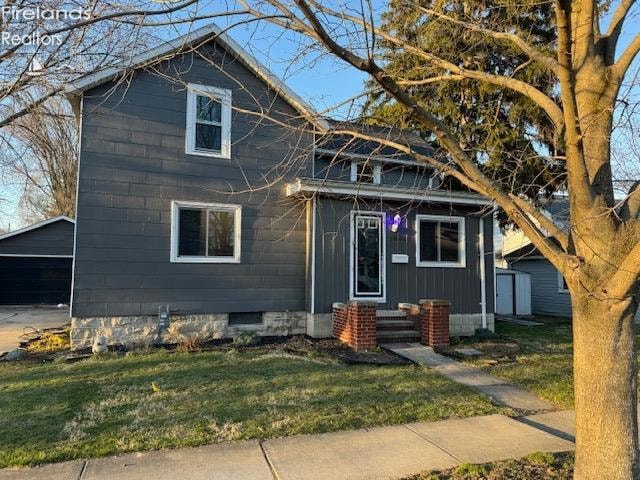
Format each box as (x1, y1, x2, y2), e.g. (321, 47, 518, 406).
(286, 178, 493, 206)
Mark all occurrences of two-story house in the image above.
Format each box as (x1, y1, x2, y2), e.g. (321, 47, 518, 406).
(66, 25, 496, 348)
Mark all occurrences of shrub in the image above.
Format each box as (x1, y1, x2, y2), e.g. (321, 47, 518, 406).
(232, 332, 260, 347)
(473, 328, 496, 339)
(526, 451, 556, 465)
(454, 462, 488, 478)
(25, 330, 70, 353)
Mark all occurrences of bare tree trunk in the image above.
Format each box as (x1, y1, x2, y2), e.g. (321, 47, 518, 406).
(573, 294, 639, 479)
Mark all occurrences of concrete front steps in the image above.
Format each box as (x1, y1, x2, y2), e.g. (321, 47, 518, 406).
(376, 310, 421, 344)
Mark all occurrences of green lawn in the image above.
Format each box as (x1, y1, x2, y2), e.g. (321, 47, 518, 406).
(477, 318, 576, 409)
(0, 347, 505, 468)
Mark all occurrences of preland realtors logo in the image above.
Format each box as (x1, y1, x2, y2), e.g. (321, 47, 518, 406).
(1, 6, 91, 46)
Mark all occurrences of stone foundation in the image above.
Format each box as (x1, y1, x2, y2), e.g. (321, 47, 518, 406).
(306, 313, 332, 338)
(70, 309, 493, 349)
(71, 311, 308, 349)
(449, 313, 495, 336)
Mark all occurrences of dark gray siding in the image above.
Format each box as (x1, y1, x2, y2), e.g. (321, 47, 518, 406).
(0, 220, 74, 256)
(312, 198, 495, 314)
(313, 157, 433, 189)
(509, 259, 572, 317)
(72, 43, 313, 317)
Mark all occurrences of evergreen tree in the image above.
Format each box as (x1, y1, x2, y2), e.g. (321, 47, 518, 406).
(363, 0, 564, 202)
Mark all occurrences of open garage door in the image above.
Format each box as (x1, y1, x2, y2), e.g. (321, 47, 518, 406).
(0, 257, 72, 305)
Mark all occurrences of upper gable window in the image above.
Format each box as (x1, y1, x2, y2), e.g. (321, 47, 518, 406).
(350, 161, 381, 184)
(185, 83, 232, 159)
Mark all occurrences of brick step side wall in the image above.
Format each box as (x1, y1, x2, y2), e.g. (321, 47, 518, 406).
(333, 300, 450, 350)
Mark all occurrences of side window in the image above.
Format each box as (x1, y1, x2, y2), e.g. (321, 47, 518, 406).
(416, 215, 465, 267)
(171, 201, 241, 263)
(350, 161, 381, 184)
(185, 84, 232, 158)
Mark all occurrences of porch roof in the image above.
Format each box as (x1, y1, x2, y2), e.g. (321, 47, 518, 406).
(285, 178, 493, 206)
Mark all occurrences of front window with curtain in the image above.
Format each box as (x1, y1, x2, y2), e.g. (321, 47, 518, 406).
(186, 84, 232, 158)
(171, 201, 241, 263)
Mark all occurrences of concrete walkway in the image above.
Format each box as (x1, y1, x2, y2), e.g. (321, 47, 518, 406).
(384, 343, 554, 412)
(0, 412, 576, 480)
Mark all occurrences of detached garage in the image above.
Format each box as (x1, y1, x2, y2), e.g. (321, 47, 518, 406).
(0, 216, 75, 305)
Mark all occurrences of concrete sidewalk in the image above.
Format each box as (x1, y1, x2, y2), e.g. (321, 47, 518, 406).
(0, 412, 576, 480)
(384, 343, 554, 412)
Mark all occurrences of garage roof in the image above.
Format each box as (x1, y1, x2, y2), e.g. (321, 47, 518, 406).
(0, 216, 75, 257)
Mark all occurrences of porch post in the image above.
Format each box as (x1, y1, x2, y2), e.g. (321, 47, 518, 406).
(332, 301, 377, 351)
(332, 303, 349, 344)
(347, 301, 377, 351)
(419, 299, 450, 347)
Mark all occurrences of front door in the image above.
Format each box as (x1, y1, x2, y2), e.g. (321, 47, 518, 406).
(350, 212, 385, 301)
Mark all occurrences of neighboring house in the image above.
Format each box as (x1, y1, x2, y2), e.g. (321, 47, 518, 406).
(65, 25, 496, 348)
(501, 196, 572, 317)
(0, 216, 75, 305)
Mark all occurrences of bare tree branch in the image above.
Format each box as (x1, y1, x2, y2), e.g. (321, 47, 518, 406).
(620, 181, 640, 220)
(614, 32, 640, 79)
(603, 0, 635, 63)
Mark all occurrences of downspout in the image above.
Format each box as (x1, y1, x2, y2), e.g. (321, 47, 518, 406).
(478, 205, 497, 330)
(310, 196, 317, 314)
(479, 216, 487, 329)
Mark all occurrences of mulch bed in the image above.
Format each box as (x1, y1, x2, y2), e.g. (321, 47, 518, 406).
(2, 334, 410, 366)
(194, 335, 411, 365)
(404, 452, 574, 479)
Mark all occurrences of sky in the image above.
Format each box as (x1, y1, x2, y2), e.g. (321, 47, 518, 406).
(1, 1, 639, 232)
(0, 7, 370, 231)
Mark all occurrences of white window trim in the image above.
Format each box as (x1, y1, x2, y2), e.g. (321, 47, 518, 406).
(350, 161, 382, 184)
(170, 200, 241, 263)
(185, 83, 232, 159)
(349, 210, 386, 302)
(557, 270, 569, 293)
(415, 214, 466, 268)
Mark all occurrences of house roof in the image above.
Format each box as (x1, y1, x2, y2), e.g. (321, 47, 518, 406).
(0, 216, 75, 242)
(66, 24, 330, 131)
(541, 196, 569, 220)
(496, 267, 530, 275)
(316, 121, 436, 166)
(503, 244, 545, 262)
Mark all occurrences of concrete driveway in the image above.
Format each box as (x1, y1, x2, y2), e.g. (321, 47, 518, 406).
(0, 306, 70, 354)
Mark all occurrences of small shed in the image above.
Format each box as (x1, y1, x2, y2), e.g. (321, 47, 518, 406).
(0, 216, 75, 305)
(496, 268, 531, 316)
